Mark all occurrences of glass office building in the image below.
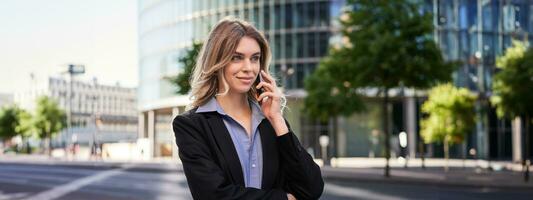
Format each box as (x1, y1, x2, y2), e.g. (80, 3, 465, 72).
(138, 0, 532, 161)
(188, 0, 348, 158)
(138, 0, 194, 158)
(426, 0, 533, 161)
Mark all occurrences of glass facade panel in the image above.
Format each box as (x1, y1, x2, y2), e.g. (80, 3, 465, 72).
(263, 6, 270, 30)
(318, 1, 329, 26)
(285, 33, 294, 59)
(296, 33, 305, 58)
(274, 34, 281, 60)
(285, 3, 293, 29)
(274, 5, 281, 30)
(307, 33, 316, 58)
(295, 3, 306, 28)
(318, 32, 330, 57)
(296, 64, 305, 89)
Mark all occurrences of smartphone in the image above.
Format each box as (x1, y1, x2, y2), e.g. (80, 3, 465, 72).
(254, 73, 264, 97)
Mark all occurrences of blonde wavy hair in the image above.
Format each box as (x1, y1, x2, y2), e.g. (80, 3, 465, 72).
(188, 17, 285, 111)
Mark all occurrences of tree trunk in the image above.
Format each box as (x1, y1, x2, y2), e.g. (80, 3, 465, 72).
(444, 137, 449, 172)
(383, 87, 390, 177)
(525, 114, 530, 182)
(47, 132, 52, 157)
(333, 116, 338, 159)
(414, 90, 426, 169)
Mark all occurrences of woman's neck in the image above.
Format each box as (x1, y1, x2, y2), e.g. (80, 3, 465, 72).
(216, 91, 250, 116)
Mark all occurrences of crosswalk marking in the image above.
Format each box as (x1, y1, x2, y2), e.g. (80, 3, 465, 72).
(22, 165, 134, 200)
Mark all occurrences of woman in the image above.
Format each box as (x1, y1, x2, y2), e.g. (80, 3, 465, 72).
(172, 18, 324, 200)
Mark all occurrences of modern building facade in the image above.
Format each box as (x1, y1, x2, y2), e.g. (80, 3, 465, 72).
(138, 0, 194, 157)
(137, 0, 345, 158)
(427, 0, 533, 162)
(137, 0, 533, 162)
(14, 77, 138, 146)
(0, 93, 13, 108)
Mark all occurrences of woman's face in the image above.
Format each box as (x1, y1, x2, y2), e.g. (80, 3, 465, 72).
(222, 36, 261, 95)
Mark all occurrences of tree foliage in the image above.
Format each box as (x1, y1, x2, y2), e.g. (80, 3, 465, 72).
(166, 41, 203, 95)
(0, 105, 25, 141)
(310, 0, 456, 175)
(492, 40, 533, 118)
(332, 0, 456, 90)
(303, 55, 365, 123)
(33, 96, 66, 140)
(420, 83, 476, 145)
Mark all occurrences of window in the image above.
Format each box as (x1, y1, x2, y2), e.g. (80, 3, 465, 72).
(274, 5, 281, 30)
(318, 1, 329, 26)
(264, 6, 270, 30)
(284, 33, 294, 59)
(297, 33, 305, 57)
(274, 34, 281, 60)
(285, 3, 293, 29)
(296, 64, 305, 88)
(306, 2, 315, 27)
(286, 64, 296, 89)
(307, 33, 316, 57)
(295, 3, 305, 28)
(318, 32, 330, 57)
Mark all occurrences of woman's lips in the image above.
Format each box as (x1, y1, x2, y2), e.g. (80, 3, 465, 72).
(237, 77, 253, 84)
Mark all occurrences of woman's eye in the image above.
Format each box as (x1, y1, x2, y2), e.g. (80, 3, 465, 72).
(251, 56, 260, 62)
(231, 55, 242, 61)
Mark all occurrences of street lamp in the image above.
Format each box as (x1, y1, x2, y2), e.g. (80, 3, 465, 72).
(62, 64, 85, 159)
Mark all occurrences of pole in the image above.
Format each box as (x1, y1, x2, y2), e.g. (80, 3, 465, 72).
(525, 115, 530, 182)
(383, 87, 390, 177)
(67, 70, 73, 158)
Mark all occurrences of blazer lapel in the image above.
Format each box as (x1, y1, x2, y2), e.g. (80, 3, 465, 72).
(259, 119, 278, 189)
(206, 113, 245, 186)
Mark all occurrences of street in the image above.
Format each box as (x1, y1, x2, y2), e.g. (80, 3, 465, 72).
(1, 163, 532, 200)
(0, 162, 191, 200)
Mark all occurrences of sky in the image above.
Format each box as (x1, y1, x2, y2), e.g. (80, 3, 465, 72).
(0, 0, 138, 94)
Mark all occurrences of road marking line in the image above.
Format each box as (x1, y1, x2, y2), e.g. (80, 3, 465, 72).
(0, 191, 30, 200)
(23, 165, 133, 200)
(325, 183, 408, 200)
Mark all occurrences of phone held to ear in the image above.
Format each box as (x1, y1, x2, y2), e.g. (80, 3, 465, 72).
(255, 73, 265, 101)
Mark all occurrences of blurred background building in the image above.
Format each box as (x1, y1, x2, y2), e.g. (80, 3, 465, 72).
(14, 76, 138, 147)
(0, 93, 13, 107)
(137, 0, 533, 163)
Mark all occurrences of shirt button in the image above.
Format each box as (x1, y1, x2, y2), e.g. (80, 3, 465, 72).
(252, 164, 256, 168)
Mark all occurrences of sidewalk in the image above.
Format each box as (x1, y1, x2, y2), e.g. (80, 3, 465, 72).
(0, 154, 182, 172)
(1, 154, 532, 189)
(320, 158, 533, 189)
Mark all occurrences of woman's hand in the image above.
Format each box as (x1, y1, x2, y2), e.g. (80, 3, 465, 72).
(256, 70, 289, 136)
(287, 193, 297, 200)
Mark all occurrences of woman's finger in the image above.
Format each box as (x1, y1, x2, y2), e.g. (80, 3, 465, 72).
(257, 91, 279, 102)
(261, 70, 277, 87)
(256, 81, 276, 93)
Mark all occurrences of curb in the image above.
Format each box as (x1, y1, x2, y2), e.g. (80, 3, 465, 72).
(0, 160, 182, 173)
(321, 167, 533, 190)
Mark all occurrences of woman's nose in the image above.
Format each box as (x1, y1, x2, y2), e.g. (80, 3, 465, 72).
(242, 59, 252, 71)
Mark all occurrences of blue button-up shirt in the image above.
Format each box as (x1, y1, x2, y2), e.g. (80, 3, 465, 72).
(196, 97, 264, 189)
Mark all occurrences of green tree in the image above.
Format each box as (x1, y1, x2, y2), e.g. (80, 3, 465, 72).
(33, 96, 67, 155)
(420, 83, 476, 171)
(492, 40, 533, 181)
(16, 109, 34, 139)
(166, 41, 203, 95)
(0, 105, 24, 142)
(303, 58, 365, 163)
(327, 0, 456, 176)
(0, 105, 33, 153)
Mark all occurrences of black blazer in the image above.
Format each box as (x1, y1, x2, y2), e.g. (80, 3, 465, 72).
(172, 108, 324, 200)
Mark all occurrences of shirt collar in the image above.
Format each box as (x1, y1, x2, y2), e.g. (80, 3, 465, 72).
(196, 97, 227, 115)
(196, 97, 265, 122)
